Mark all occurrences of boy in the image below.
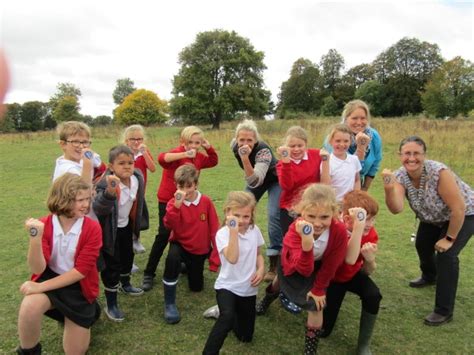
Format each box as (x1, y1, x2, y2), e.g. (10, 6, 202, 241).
(142, 126, 218, 291)
(93, 145, 149, 322)
(161, 164, 219, 324)
(53, 121, 102, 184)
(321, 190, 382, 355)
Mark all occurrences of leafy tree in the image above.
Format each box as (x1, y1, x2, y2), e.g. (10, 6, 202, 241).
(383, 75, 422, 116)
(52, 96, 81, 122)
(277, 58, 323, 117)
(342, 63, 375, 89)
(49, 82, 81, 115)
(320, 49, 345, 93)
(20, 101, 48, 131)
(114, 89, 168, 125)
(93, 115, 113, 126)
(170, 30, 271, 129)
(113, 78, 136, 105)
(422, 57, 474, 117)
(320, 96, 339, 117)
(81, 115, 94, 126)
(4, 103, 22, 130)
(355, 80, 385, 116)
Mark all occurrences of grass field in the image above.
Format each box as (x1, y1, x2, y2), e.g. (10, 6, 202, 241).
(1, 118, 473, 354)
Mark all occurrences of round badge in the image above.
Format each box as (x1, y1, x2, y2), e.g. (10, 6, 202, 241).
(359, 138, 367, 146)
(239, 147, 248, 155)
(229, 220, 237, 228)
(176, 193, 182, 201)
(84, 151, 93, 159)
(357, 211, 365, 221)
(281, 150, 289, 158)
(383, 176, 392, 184)
(110, 180, 117, 188)
(302, 224, 312, 235)
(321, 155, 328, 161)
(29, 227, 38, 237)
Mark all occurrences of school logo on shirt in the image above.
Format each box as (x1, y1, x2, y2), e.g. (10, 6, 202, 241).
(200, 213, 206, 221)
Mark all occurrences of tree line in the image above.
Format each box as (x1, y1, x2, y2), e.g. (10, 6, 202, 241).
(2, 30, 473, 132)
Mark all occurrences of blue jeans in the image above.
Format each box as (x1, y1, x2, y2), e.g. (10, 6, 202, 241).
(246, 181, 283, 256)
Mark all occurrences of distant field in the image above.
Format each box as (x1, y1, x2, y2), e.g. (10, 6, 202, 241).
(1, 118, 473, 354)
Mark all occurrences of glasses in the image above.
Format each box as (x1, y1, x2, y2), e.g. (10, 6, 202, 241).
(400, 152, 424, 158)
(65, 140, 92, 148)
(127, 138, 144, 142)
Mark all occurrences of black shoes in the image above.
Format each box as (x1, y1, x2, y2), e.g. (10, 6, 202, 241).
(424, 312, 453, 326)
(409, 277, 435, 288)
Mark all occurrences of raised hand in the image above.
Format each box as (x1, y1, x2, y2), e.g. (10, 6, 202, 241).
(238, 145, 251, 157)
(226, 215, 239, 231)
(381, 168, 395, 187)
(277, 146, 290, 162)
(319, 148, 330, 162)
(349, 207, 367, 224)
(138, 143, 147, 154)
(25, 218, 44, 238)
(355, 132, 370, 149)
(185, 149, 197, 158)
(296, 219, 314, 252)
(202, 139, 211, 150)
(174, 189, 186, 208)
(106, 174, 120, 195)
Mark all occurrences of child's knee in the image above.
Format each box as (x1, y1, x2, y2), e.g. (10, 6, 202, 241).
(19, 294, 49, 319)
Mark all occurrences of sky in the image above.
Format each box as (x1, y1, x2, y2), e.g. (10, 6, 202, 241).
(1, 0, 473, 117)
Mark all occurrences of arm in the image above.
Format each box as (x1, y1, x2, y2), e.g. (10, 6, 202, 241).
(250, 250, 265, 287)
(241, 146, 271, 188)
(437, 169, 466, 240)
(345, 208, 366, 265)
(222, 216, 239, 264)
(354, 172, 361, 190)
(163, 151, 190, 163)
(92, 176, 119, 216)
(198, 144, 219, 169)
(163, 193, 183, 230)
(319, 149, 331, 185)
(142, 147, 156, 172)
(362, 176, 373, 191)
(81, 149, 94, 185)
(24, 219, 47, 275)
(382, 169, 405, 214)
(20, 268, 85, 296)
(281, 224, 315, 277)
(360, 242, 377, 275)
(276, 160, 295, 191)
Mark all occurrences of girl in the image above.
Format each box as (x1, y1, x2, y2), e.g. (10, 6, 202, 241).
(320, 124, 362, 202)
(123, 124, 155, 254)
(278, 183, 347, 354)
(202, 191, 265, 354)
(17, 173, 102, 354)
(276, 126, 323, 235)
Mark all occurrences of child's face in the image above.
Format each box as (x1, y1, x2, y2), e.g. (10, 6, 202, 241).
(126, 132, 144, 153)
(236, 130, 257, 150)
(60, 132, 91, 163)
(301, 205, 333, 238)
(70, 189, 91, 219)
(182, 134, 202, 151)
(109, 153, 134, 181)
(286, 136, 307, 160)
(177, 182, 198, 201)
(344, 214, 376, 236)
(330, 131, 351, 157)
(227, 206, 253, 234)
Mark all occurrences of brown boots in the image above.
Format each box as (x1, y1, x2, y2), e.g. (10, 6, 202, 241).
(263, 255, 278, 282)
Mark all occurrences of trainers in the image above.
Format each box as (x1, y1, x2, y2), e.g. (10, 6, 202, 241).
(133, 239, 146, 254)
(119, 283, 144, 296)
(131, 263, 139, 274)
(142, 275, 154, 292)
(279, 292, 302, 314)
(105, 304, 125, 322)
(203, 305, 220, 319)
(409, 276, 435, 288)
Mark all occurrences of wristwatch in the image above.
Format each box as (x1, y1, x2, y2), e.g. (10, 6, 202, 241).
(445, 235, 455, 242)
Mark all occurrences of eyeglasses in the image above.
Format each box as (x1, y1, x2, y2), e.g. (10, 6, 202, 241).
(400, 152, 424, 158)
(65, 140, 92, 148)
(127, 138, 144, 142)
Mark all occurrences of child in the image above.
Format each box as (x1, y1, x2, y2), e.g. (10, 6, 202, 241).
(53, 121, 102, 184)
(93, 145, 148, 321)
(321, 190, 382, 355)
(202, 191, 265, 354)
(142, 126, 218, 291)
(17, 173, 102, 354)
(278, 183, 347, 354)
(320, 124, 361, 202)
(123, 124, 155, 254)
(162, 164, 220, 324)
(276, 126, 323, 235)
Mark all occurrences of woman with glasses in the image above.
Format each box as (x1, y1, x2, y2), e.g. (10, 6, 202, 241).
(382, 136, 473, 326)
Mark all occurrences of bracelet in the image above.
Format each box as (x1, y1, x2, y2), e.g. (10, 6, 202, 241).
(445, 235, 456, 242)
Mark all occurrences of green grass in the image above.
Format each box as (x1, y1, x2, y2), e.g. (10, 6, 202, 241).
(1, 118, 473, 354)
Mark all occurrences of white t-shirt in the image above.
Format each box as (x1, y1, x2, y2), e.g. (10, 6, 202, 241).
(322, 153, 361, 201)
(214, 224, 265, 297)
(117, 175, 139, 228)
(52, 154, 102, 182)
(49, 215, 83, 275)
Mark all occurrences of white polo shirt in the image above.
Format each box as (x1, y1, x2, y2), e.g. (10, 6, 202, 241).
(313, 229, 329, 260)
(52, 154, 102, 182)
(117, 175, 139, 228)
(322, 153, 361, 201)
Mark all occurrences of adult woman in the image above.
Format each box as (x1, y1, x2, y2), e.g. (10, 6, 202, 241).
(325, 100, 382, 191)
(231, 119, 283, 281)
(382, 136, 473, 326)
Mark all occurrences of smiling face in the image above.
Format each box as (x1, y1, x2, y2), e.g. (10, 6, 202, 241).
(286, 136, 307, 160)
(330, 131, 351, 158)
(182, 133, 203, 151)
(399, 141, 426, 174)
(227, 205, 253, 234)
(71, 189, 91, 218)
(126, 131, 144, 153)
(345, 107, 368, 134)
(109, 153, 135, 181)
(236, 129, 257, 150)
(60, 132, 91, 163)
(301, 204, 333, 238)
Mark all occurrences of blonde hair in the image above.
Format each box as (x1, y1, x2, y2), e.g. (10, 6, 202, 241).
(223, 191, 257, 227)
(234, 119, 261, 141)
(327, 123, 353, 142)
(47, 173, 91, 218)
(284, 125, 308, 145)
(293, 183, 338, 217)
(180, 126, 203, 142)
(341, 99, 371, 124)
(57, 121, 91, 141)
(122, 124, 145, 143)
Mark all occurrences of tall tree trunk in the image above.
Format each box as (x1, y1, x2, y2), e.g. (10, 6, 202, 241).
(210, 112, 221, 129)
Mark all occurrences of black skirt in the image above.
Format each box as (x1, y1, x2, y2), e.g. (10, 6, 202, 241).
(278, 260, 322, 312)
(37, 267, 101, 328)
